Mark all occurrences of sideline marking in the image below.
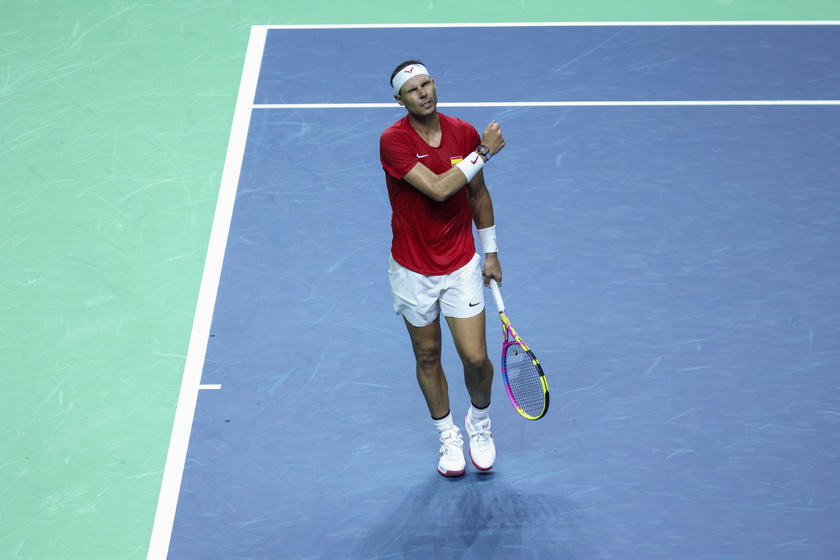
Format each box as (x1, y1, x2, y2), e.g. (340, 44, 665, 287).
(146, 26, 267, 560)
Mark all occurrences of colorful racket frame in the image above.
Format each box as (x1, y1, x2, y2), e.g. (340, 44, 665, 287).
(488, 280, 550, 420)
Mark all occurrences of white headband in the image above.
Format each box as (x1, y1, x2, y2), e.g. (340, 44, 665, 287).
(391, 64, 430, 95)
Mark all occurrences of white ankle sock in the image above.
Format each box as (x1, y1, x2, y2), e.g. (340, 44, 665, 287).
(468, 404, 490, 424)
(433, 412, 455, 433)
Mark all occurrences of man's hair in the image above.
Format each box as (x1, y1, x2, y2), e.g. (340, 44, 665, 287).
(390, 60, 425, 88)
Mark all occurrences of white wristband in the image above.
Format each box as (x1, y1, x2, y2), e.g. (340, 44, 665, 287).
(454, 151, 485, 183)
(477, 225, 498, 253)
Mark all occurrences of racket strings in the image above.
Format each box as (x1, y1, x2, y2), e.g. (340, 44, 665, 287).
(504, 344, 545, 417)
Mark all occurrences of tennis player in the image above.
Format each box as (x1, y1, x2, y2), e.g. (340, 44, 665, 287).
(380, 60, 506, 477)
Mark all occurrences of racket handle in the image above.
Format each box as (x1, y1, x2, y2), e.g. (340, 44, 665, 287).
(488, 279, 505, 312)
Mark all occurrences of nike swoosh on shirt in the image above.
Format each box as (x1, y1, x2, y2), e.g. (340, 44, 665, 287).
(469, 301, 481, 307)
(416, 154, 429, 158)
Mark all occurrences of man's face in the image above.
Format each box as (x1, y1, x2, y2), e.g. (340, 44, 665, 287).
(396, 75, 437, 117)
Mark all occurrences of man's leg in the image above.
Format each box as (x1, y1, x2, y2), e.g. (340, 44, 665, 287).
(445, 310, 493, 408)
(403, 316, 449, 418)
(403, 316, 467, 476)
(446, 310, 496, 471)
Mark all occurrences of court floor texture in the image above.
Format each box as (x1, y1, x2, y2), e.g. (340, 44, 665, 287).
(161, 23, 839, 560)
(2, 4, 839, 560)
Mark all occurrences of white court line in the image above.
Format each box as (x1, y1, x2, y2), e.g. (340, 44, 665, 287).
(255, 100, 840, 109)
(146, 26, 268, 560)
(259, 21, 840, 29)
(199, 384, 222, 390)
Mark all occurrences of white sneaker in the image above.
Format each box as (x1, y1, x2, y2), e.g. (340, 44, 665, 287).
(464, 412, 496, 471)
(437, 427, 466, 477)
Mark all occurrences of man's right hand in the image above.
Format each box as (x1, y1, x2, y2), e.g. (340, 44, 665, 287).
(481, 121, 506, 157)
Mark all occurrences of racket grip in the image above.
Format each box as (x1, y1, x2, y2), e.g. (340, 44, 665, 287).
(488, 279, 505, 312)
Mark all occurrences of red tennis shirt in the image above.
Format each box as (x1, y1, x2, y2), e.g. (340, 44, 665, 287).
(380, 113, 481, 275)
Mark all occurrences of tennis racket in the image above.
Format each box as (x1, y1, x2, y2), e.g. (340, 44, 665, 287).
(488, 280, 549, 420)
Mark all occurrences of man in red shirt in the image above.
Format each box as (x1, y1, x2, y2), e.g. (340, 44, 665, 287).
(380, 60, 506, 477)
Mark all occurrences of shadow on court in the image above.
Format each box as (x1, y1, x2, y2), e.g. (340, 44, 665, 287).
(352, 474, 601, 560)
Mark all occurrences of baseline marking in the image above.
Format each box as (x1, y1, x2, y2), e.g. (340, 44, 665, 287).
(259, 21, 840, 29)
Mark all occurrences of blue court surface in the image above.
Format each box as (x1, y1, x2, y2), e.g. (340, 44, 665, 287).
(164, 24, 839, 559)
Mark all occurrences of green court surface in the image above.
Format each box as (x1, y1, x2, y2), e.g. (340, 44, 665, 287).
(2, 1, 838, 558)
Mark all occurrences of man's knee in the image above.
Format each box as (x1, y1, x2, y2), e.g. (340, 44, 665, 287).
(461, 349, 491, 374)
(413, 339, 442, 371)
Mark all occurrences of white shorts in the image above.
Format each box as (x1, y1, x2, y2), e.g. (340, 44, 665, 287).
(389, 253, 485, 327)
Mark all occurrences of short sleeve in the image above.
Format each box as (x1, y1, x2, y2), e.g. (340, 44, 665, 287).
(380, 126, 419, 180)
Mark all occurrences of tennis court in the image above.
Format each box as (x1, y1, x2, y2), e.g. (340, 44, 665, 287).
(3, 4, 839, 560)
(159, 23, 840, 559)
